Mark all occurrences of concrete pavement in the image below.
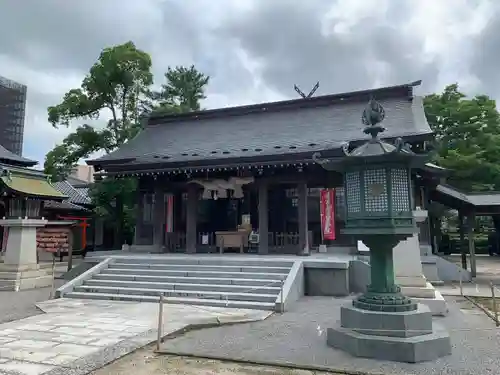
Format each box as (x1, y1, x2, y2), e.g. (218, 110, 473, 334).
(0, 298, 271, 375)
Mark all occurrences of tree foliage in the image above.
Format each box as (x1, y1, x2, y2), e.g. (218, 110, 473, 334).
(424, 84, 500, 192)
(44, 41, 210, 246)
(149, 65, 210, 115)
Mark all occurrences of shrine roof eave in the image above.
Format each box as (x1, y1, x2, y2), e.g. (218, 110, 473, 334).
(44, 200, 91, 212)
(0, 164, 68, 201)
(430, 184, 500, 213)
(92, 133, 434, 177)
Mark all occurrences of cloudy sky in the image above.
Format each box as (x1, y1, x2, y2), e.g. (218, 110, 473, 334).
(0, 0, 497, 164)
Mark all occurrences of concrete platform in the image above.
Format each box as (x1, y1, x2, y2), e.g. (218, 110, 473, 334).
(0, 263, 53, 291)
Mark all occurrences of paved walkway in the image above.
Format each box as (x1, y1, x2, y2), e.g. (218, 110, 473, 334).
(159, 296, 500, 375)
(0, 298, 271, 375)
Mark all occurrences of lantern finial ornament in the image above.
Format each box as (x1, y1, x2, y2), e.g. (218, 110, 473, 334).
(362, 97, 386, 139)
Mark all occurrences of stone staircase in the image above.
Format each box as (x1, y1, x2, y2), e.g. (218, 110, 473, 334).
(59, 257, 295, 311)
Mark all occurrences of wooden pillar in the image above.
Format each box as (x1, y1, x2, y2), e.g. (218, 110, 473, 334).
(133, 190, 143, 245)
(459, 210, 467, 270)
(113, 194, 124, 249)
(153, 186, 165, 251)
(418, 186, 432, 256)
(467, 213, 477, 277)
(258, 182, 269, 254)
(186, 184, 198, 254)
(297, 182, 309, 253)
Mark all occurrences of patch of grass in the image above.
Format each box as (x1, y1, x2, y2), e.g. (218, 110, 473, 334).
(469, 296, 500, 324)
(471, 297, 500, 312)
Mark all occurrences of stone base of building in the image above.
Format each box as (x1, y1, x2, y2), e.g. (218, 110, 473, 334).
(0, 263, 53, 291)
(399, 277, 448, 316)
(411, 289, 449, 316)
(421, 255, 445, 286)
(129, 245, 164, 253)
(399, 278, 436, 299)
(327, 304, 451, 363)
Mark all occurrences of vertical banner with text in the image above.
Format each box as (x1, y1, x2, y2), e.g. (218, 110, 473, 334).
(320, 189, 336, 240)
(165, 194, 174, 233)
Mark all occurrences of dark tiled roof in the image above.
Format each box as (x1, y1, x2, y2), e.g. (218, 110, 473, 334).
(0, 144, 37, 167)
(53, 181, 92, 205)
(436, 185, 500, 207)
(44, 200, 88, 211)
(66, 175, 90, 187)
(88, 81, 433, 169)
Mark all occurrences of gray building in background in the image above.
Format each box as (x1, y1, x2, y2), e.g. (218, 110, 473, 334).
(0, 76, 26, 156)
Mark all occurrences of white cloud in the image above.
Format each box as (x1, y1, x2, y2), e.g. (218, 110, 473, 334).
(0, 0, 496, 165)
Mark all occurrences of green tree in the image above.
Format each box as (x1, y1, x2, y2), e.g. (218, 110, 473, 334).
(424, 84, 500, 191)
(45, 41, 153, 247)
(44, 42, 210, 247)
(151, 65, 210, 114)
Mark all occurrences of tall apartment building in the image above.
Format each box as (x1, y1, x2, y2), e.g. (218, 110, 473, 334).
(0, 76, 26, 156)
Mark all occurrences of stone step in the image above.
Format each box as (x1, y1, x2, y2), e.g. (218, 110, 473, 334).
(74, 285, 278, 303)
(84, 279, 282, 294)
(110, 262, 291, 274)
(111, 257, 294, 268)
(93, 273, 285, 286)
(104, 268, 288, 280)
(64, 291, 276, 310)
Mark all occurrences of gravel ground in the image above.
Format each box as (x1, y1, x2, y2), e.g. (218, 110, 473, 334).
(160, 296, 500, 375)
(91, 345, 340, 375)
(0, 280, 64, 324)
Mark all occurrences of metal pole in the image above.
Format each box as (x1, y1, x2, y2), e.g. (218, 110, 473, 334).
(491, 283, 499, 327)
(459, 211, 467, 270)
(156, 293, 165, 350)
(49, 254, 56, 299)
(459, 272, 463, 296)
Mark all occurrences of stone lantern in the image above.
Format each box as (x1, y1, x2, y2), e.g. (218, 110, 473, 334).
(313, 98, 451, 363)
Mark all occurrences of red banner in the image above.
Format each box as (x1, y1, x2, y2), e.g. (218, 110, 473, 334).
(320, 189, 336, 240)
(165, 194, 174, 233)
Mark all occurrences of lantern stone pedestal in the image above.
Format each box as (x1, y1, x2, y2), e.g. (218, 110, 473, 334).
(326, 236, 452, 363)
(0, 218, 52, 291)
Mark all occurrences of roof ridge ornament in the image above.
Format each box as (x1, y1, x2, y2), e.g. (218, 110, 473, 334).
(294, 81, 320, 99)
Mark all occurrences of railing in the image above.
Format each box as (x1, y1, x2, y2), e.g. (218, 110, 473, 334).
(458, 272, 500, 327)
(164, 231, 315, 253)
(155, 278, 285, 350)
(440, 237, 490, 255)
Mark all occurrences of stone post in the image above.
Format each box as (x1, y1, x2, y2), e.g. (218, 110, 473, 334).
(0, 218, 49, 291)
